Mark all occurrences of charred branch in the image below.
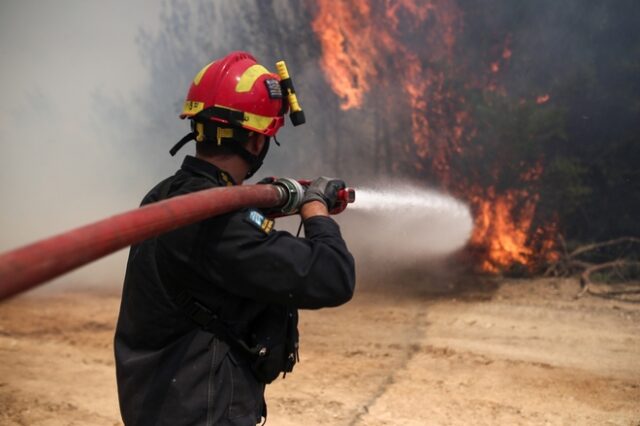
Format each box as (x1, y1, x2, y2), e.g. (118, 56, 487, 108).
(545, 237, 640, 299)
(577, 260, 640, 300)
(570, 237, 640, 258)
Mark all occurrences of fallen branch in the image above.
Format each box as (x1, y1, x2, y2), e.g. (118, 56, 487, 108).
(570, 236, 640, 258)
(577, 260, 640, 299)
(543, 236, 639, 299)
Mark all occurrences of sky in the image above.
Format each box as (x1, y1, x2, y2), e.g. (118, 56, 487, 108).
(0, 1, 163, 289)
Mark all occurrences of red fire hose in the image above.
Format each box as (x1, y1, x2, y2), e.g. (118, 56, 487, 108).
(0, 184, 285, 301)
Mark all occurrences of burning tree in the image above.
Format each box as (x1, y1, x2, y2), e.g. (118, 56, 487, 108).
(310, 0, 562, 273)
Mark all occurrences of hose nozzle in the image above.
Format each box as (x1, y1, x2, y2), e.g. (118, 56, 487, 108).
(271, 178, 355, 217)
(273, 178, 306, 215)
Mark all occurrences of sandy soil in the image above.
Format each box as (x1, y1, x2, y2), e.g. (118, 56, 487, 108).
(1, 276, 638, 425)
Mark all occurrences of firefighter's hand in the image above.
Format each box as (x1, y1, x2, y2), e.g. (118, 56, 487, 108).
(300, 201, 328, 219)
(302, 177, 346, 210)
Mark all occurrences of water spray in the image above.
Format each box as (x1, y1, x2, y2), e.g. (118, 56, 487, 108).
(351, 186, 470, 216)
(341, 184, 473, 263)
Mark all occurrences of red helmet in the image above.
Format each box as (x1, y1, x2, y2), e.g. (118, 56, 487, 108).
(180, 51, 287, 137)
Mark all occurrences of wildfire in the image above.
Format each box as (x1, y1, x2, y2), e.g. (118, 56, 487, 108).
(536, 94, 550, 104)
(310, 1, 377, 110)
(311, 0, 557, 273)
(471, 188, 538, 272)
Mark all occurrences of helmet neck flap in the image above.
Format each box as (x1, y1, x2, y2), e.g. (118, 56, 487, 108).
(170, 107, 270, 179)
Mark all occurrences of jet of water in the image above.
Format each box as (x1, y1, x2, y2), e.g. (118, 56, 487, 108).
(351, 187, 470, 217)
(337, 183, 473, 264)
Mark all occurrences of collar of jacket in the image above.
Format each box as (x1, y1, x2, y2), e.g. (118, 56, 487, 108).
(181, 155, 237, 187)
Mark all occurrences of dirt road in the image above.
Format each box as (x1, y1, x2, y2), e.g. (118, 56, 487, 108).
(1, 277, 638, 425)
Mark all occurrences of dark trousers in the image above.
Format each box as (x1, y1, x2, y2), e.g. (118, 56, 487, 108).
(207, 344, 266, 426)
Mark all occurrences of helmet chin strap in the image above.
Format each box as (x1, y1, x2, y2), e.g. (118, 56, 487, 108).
(170, 123, 270, 179)
(230, 137, 270, 179)
(169, 132, 196, 156)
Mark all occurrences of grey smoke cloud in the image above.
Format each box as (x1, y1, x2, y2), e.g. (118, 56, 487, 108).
(0, 1, 162, 290)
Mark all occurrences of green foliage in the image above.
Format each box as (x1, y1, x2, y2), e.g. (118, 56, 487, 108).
(541, 157, 591, 216)
(577, 138, 640, 240)
(460, 0, 640, 242)
(457, 91, 566, 195)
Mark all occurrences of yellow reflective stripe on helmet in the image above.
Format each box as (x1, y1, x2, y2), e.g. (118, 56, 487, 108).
(193, 61, 214, 86)
(235, 64, 270, 92)
(243, 111, 274, 131)
(214, 105, 275, 131)
(183, 103, 275, 132)
(182, 100, 205, 116)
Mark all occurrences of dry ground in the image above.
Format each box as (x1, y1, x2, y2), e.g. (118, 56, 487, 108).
(0, 277, 638, 425)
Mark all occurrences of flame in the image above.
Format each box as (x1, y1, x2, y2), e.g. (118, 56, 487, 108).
(310, 1, 377, 110)
(536, 94, 550, 104)
(466, 162, 555, 272)
(311, 0, 557, 272)
(470, 188, 536, 272)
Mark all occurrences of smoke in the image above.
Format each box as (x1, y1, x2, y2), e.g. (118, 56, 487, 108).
(0, 1, 163, 291)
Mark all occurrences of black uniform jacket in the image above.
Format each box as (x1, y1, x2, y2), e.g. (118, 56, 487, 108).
(114, 156, 355, 426)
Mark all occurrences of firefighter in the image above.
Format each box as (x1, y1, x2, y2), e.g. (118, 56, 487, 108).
(114, 51, 355, 425)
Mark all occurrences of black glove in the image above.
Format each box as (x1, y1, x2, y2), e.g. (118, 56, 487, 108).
(301, 177, 346, 210)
